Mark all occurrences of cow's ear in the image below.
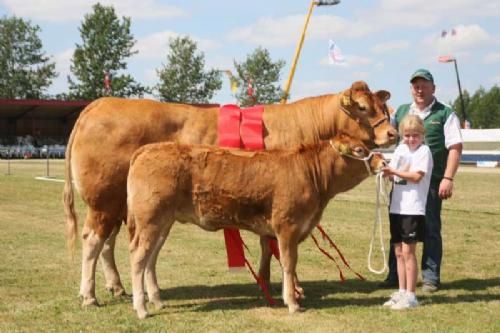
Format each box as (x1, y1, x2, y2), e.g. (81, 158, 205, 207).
(341, 90, 352, 107)
(338, 143, 351, 155)
(376, 90, 391, 103)
(351, 81, 370, 93)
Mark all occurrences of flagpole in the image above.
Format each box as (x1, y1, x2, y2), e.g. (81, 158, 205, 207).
(452, 58, 467, 125)
(280, 0, 316, 104)
(439, 56, 468, 127)
(280, 0, 340, 104)
(438, 28, 468, 127)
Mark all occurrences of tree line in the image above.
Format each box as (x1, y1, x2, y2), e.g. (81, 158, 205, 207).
(1, 3, 499, 127)
(0, 3, 285, 106)
(451, 86, 500, 129)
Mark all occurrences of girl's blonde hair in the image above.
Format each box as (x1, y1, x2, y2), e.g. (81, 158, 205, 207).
(399, 114, 425, 135)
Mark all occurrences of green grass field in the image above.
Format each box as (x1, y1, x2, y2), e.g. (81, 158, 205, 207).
(0, 160, 499, 332)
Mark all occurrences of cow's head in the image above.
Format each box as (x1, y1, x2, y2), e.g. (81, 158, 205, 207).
(331, 134, 386, 174)
(339, 81, 397, 148)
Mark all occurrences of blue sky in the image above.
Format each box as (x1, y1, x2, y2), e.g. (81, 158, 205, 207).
(1, 0, 499, 109)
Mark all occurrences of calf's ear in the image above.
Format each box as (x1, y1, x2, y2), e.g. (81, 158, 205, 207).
(376, 90, 391, 103)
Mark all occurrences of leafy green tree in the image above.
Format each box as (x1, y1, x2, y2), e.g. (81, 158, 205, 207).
(156, 36, 222, 103)
(68, 3, 148, 99)
(233, 47, 285, 107)
(472, 86, 500, 129)
(0, 16, 56, 99)
(452, 86, 500, 128)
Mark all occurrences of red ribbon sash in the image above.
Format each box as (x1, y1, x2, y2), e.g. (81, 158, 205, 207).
(217, 105, 355, 305)
(218, 104, 265, 269)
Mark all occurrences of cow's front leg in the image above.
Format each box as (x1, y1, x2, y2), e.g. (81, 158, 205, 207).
(277, 233, 301, 313)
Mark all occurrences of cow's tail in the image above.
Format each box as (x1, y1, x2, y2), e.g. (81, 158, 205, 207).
(63, 115, 79, 259)
(62, 101, 99, 259)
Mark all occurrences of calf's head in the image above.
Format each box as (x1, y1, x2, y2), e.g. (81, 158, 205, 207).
(331, 134, 387, 175)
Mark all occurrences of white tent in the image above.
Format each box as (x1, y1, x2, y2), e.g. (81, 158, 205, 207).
(462, 129, 500, 143)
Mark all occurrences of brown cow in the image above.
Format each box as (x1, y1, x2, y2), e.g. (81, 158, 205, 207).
(63, 81, 397, 306)
(126, 134, 386, 318)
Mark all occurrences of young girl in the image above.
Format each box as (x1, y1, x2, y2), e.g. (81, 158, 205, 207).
(382, 114, 433, 310)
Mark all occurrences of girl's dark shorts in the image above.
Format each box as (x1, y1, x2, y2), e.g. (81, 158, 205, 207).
(389, 214, 425, 244)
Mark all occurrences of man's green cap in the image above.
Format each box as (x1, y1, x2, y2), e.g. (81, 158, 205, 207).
(410, 69, 434, 83)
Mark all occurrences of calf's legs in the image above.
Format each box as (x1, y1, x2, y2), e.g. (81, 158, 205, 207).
(277, 233, 300, 313)
(130, 214, 174, 319)
(144, 223, 173, 309)
(258, 236, 273, 289)
(259, 236, 305, 300)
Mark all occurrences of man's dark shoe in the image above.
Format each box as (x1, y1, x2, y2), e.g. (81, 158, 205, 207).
(422, 282, 439, 293)
(378, 279, 398, 289)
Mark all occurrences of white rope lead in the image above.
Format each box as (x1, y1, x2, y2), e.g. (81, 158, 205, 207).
(367, 172, 390, 274)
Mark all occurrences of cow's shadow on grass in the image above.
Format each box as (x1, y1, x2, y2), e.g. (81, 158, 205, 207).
(154, 277, 500, 312)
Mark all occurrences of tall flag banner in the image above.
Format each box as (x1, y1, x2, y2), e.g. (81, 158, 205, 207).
(328, 39, 345, 65)
(438, 27, 459, 62)
(441, 28, 459, 39)
(104, 70, 111, 93)
(224, 70, 239, 94)
(438, 55, 454, 63)
(247, 78, 254, 97)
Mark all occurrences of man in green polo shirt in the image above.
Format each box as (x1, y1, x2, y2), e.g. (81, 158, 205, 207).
(381, 69, 463, 292)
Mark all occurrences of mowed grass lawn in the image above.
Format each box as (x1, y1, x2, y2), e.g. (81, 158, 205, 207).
(0, 160, 499, 333)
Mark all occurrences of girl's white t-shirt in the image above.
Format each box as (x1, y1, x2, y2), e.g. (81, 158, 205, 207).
(389, 143, 433, 215)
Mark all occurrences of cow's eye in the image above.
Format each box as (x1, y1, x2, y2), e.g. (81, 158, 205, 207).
(353, 146, 365, 156)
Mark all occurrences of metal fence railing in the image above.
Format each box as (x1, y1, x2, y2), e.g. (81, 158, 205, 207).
(0, 144, 66, 159)
(0, 156, 65, 179)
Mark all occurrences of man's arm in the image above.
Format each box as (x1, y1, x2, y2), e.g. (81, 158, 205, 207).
(439, 143, 462, 199)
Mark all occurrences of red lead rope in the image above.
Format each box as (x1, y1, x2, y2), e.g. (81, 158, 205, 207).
(244, 258, 276, 306)
(224, 229, 276, 305)
(314, 225, 366, 281)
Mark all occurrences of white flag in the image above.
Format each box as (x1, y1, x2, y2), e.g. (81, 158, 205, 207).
(328, 40, 345, 65)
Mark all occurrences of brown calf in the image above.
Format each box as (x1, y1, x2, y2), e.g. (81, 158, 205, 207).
(126, 134, 385, 318)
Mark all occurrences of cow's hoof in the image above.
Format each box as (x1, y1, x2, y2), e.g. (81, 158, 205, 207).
(106, 284, 126, 296)
(81, 297, 99, 307)
(112, 287, 127, 297)
(136, 309, 149, 319)
(151, 300, 165, 310)
(294, 288, 305, 300)
(287, 303, 302, 314)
